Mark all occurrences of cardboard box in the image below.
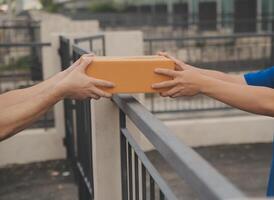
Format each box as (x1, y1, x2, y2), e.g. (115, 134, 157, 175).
(85, 56, 176, 94)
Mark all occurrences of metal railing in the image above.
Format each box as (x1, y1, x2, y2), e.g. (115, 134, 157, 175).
(59, 36, 95, 199)
(114, 94, 246, 200)
(65, 11, 274, 32)
(144, 32, 274, 113)
(0, 21, 54, 129)
(59, 35, 263, 200)
(59, 36, 75, 164)
(74, 35, 106, 56)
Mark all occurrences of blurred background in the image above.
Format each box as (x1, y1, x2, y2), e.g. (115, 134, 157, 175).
(1, 0, 274, 200)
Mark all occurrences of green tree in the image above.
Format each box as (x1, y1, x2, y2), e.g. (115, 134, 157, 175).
(40, 0, 60, 12)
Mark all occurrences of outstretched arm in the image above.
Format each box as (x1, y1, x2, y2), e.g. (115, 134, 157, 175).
(0, 57, 82, 108)
(200, 75, 274, 116)
(0, 55, 114, 141)
(0, 84, 63, 140)
(0, 72, 63, 108)
(152, 69, 274, 117)
(158, 52, 246, 84)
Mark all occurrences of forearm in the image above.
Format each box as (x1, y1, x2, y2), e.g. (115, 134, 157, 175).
(0, 85, 64, 141)
(0, 71, 65, 108)
(187, 65, 246, 84)
(199, 76, 274, 116)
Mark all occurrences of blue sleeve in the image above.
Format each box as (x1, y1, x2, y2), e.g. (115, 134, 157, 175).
(244, 66, 274, 88)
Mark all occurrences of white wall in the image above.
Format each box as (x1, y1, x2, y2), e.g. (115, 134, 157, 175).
(0, 128, 64, 166)
(138, 115, 274, 152)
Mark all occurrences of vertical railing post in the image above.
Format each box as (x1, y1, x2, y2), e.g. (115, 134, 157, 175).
(120, 110, 128, 200)
(91, 99, 122, 200)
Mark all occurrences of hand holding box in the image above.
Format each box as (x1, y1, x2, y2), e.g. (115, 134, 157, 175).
(84, 56, 176, 94)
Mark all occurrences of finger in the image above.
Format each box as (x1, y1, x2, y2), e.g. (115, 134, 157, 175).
(157, 52, 185, 71)
(90, 93, 100, 100)
(171, 91, 182, 98)
(161, 87, 181, 97)
(65, 54, 95, 74)
(91, 78, 115, 88)
(92, 87, 112, 98)
(159, 92, 166, 97)
(158, 52, 181, 64)
(157, 52, 168, 57)
(64, 59, 81, 73)
(74, 53, 94, 67)
(82, 53, 95, 58)
(152, 80, 177, 89)
(78, 56, 93, 72)
(68, 53, 94, 71)
(72, 59, 81, 67)
(154, 68, 179, 77)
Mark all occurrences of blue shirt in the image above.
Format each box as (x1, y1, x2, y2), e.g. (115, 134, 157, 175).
(244, 66, 274, 196)
(244, 66, 274, 88)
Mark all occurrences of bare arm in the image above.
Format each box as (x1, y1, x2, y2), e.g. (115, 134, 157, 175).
(0, 58, 81, 108)
(199, 76, 274, 116)
(0, 73, 63, 107)
(0, 84, 63, 140)
(158, 52, 246, 84)
(0, 55, 114, 141)
(153, 69, 274, 117)
(191, 67, 246, 85)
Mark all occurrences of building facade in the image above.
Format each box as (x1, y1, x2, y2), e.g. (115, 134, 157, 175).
(58, 0, 274, 33)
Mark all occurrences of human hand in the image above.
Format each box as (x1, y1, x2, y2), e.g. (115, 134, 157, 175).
(57, 55, 115, 100)
(152, 68, 205, 98)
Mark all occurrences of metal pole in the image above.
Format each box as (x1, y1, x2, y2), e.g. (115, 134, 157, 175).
(167, 0, 173, 25)
(7, 0, 14, 43)
(7, 0, 13, 21)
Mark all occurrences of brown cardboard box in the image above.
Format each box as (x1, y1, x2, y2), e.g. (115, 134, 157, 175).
(85, 56, 176, 94)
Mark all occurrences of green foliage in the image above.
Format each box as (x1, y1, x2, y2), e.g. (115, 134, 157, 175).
(40, 0, 60, 13)
(0, 56, 32, 72)
(89, 2, 124, 13)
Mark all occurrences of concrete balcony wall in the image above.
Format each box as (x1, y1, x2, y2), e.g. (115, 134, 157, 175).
(137, 115, 274, 152)
(90, 30, 143, 200)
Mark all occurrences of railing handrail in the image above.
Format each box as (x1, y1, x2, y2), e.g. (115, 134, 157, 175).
(73, 34, 106, 56)
(64, 11, 274, 18)
(0, 42, 51, 48)
(144, 32, 274, 42)
(72, 44, 89, 56)
(74, 34, 105, 44)
(121, 128, 178, 199)
(112, 94, 246, 200)
(0, 24, 40, 29)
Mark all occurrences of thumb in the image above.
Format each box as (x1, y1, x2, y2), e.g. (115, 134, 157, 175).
(158, 52, 184, 70)
(78, 56, 93, 72)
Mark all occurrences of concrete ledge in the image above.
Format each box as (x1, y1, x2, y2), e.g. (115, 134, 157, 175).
(137, 115, 274, 151)
(0, 128, 66, 167)
(166, 115, 274, 147)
